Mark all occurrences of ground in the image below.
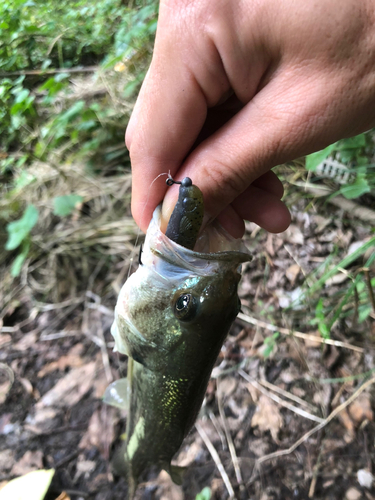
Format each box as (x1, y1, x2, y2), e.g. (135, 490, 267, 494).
(1, 168, 374, 500)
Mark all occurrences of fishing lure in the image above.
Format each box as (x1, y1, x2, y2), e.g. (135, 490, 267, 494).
(105, 177, 251, 497)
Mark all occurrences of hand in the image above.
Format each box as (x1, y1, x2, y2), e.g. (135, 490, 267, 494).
(126, 0, 375, 237)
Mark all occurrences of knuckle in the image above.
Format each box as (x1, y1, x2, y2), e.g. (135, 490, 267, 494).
(200, 159, 249, 208)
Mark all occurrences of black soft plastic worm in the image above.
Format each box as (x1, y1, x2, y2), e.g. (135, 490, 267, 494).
(165, 177, 204, 250)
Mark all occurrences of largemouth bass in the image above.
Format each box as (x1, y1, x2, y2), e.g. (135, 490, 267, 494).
(105, 178, 251, 497)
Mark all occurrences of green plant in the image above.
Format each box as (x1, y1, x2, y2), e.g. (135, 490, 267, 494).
(305, 131, 375, 199)
(53, 194, 83, 216)
(195, 487, 211, 500)
(5, 204, 38, 276)
(262, 332, 280, 357)
(0, 0, 158, 173)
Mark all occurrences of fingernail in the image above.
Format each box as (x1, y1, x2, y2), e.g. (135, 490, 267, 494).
(160, 186, 179, 234)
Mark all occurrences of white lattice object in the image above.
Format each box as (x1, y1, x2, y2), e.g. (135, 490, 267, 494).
(315, 158, 356, 185)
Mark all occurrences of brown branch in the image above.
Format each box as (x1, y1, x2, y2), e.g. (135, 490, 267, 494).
(0, 66, 99, 77)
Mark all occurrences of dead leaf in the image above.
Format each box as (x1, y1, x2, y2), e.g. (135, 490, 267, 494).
(24, 407, 58, 434)
(346, 487, 362, 500)
(79, 406, 118, 458)
(13, 331, 37, 351)
(156, 470, 184, 500)
(285, 264, 301, 284)
(337, 408, 355, 441)
(0, 449, 15, 473)
(251, 394, 283, 443)
(265, 233, 275, 257)
(217, 377, 237, 401)
(38, 344, 85, 377)
(348, 393, 373, 424)
(55, 493, 71, 500)
(11, 450, 43, 476)
(19, 377, 34, 396)
(36, 362, 97, 408)
(175, 441, 203, 467)
(0, 334, 11, 348)
(283, 225, 304, 245)
(73, 457, 96, 482)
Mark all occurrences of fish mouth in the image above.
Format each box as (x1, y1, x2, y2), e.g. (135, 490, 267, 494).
(142, 206, 252, 276)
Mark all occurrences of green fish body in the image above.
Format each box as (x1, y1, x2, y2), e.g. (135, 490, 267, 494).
(107, 195, 251, 496)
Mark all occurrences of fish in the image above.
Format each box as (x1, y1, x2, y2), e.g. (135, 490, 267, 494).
(104, 178, 251, 497)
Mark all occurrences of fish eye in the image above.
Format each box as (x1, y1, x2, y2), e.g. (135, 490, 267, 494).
(174, 293, 198, 321)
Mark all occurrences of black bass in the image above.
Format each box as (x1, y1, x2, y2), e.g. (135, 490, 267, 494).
(105, 178, 251, 497)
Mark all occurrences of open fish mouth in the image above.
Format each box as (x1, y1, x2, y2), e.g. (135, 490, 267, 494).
(110, 205, 251, 357)
(142, 206, 252, 276)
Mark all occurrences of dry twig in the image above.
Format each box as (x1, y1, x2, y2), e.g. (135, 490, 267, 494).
(238, 312, 363, 353)
(195, 422, 235, 499)
(239, 370, 323, 424)
(250, 375, 375, 483)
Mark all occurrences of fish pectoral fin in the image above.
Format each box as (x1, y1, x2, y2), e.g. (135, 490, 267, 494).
(103, 378, 129, 410)
(165, 464, 187, 486)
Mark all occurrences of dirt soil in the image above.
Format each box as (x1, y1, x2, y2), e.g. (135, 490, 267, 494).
(1, 189, 375, 500)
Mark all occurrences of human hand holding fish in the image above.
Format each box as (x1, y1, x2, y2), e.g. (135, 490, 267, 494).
(126, 0, 375, 239)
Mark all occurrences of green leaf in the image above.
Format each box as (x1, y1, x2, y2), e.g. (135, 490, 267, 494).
(337, 134, 366, 150)
(195, 487, 211, 500)
(53, 194, 83, 216)
(304, 237, 375, 298)
(5, 205, 39, 250)
(318, 322, 330, 339)
(339, 174, 370, 199)
(11, 241, 30, 277)
(358, 305, 372, 323)
(305, 143, 337, 171)
(0, 469, 54, 500)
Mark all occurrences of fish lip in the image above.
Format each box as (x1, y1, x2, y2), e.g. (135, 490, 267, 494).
(142, 206, 252, 275)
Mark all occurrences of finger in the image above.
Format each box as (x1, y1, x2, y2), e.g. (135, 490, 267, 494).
(126, 2, 267, 232)
(126, 42, 230, 232)
(251, 170, 284, 199)
(231, 186, 291, 234)
(161, 68, 345, 225)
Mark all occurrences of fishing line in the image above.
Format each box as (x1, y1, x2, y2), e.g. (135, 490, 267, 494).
(126, 171, 172, 282)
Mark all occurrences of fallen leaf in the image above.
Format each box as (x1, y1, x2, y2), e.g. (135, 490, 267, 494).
(348, 393, 373, 424)
(251, 394, 283, 443)
(337, 409, 355, 441)
(175, 441, 203, 467)
(36, 362, 97, 408)
(13, 331, 37, 351)
(283, 225, 304, 245)
(156, 470, 184, 500)
(79, 406, 117, 458)
(25, 407, 58, 434)
(54, 493, 71, 500)
(0, 469, 54, 500)
(285, 264, 301, 284)
(11, 450, 44, 476)
(217, 377, 237, 401)
(37, 344, 85, 377)
(0, 450, 15, 474)
(73, 458, 96, 482)
(0, 334, 11, 348)
(345, 487, 362, 500)
(19, 377, 34, 396)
